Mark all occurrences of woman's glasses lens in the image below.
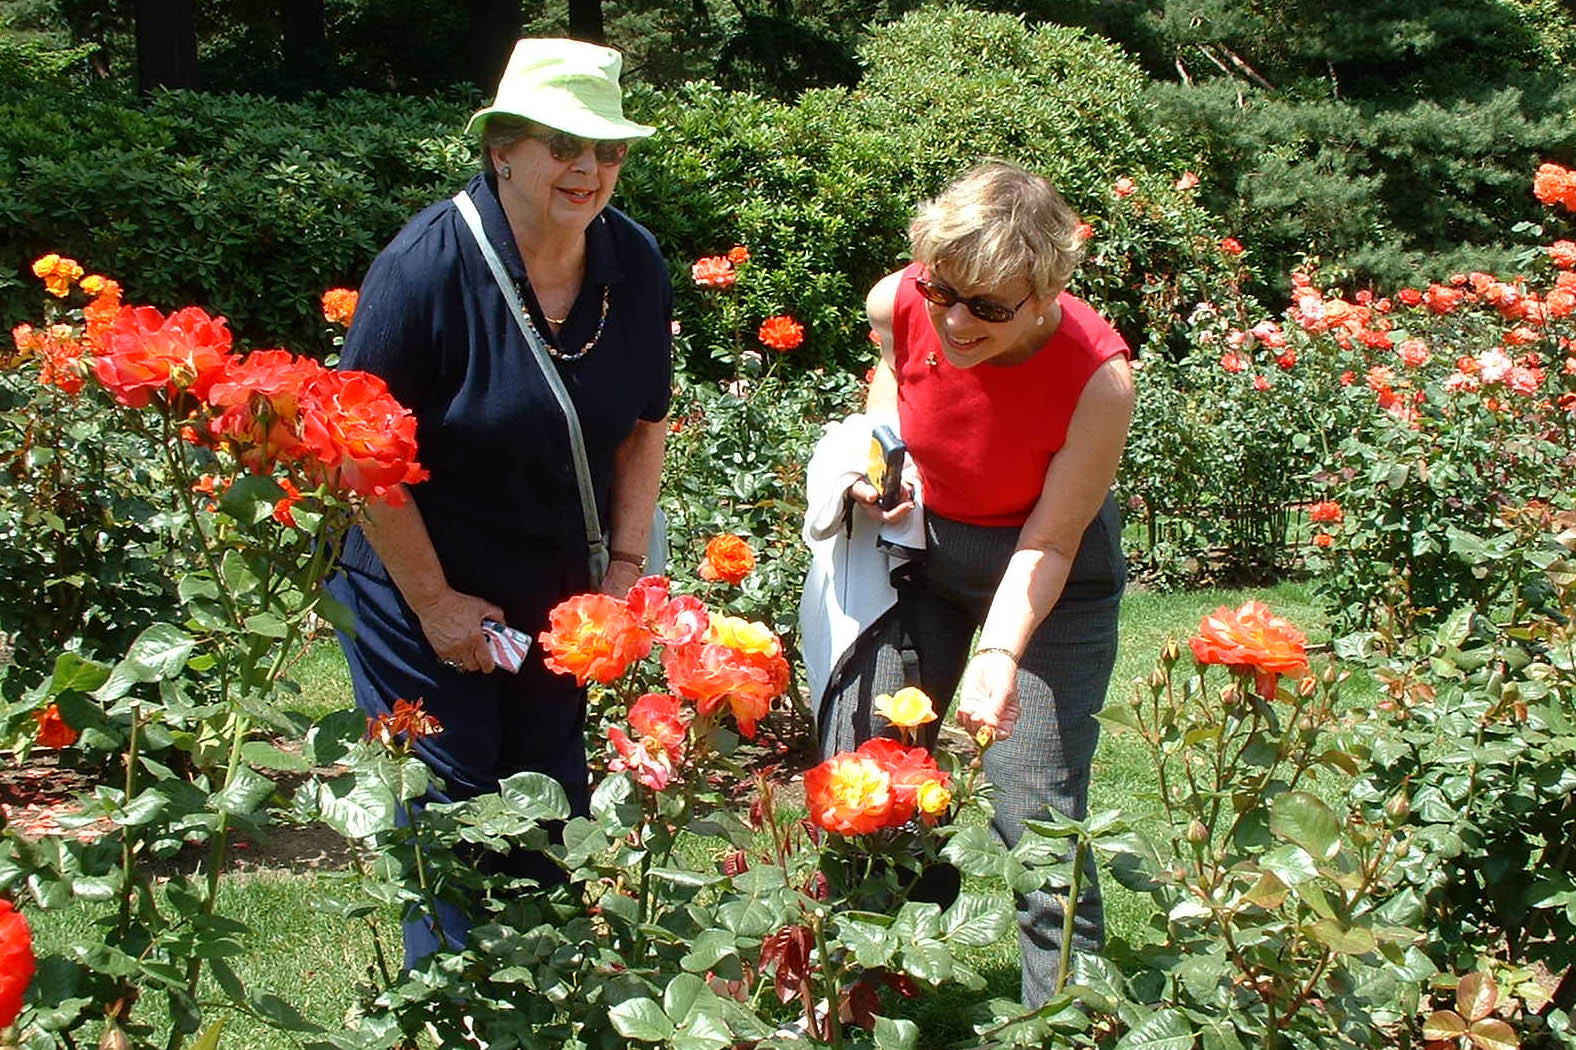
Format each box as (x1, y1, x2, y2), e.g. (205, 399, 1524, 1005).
(914, 276, 1016, 323)
(544, 132, 629, 165)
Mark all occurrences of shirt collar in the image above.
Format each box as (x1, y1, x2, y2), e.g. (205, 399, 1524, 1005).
(468, 173, 626, 287)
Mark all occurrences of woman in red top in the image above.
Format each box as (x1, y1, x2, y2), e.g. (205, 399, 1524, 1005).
(831, 160, 1134, 1007)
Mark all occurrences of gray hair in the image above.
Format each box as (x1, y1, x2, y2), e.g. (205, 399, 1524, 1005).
(478, 114, 536, 176)
(909, 160, 1088, 298)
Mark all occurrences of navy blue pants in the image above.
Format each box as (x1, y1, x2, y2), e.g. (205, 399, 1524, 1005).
(327, 566, 591, 968)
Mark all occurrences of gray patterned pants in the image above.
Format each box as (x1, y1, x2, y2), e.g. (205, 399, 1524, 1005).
(820, 498, 1124, 1008)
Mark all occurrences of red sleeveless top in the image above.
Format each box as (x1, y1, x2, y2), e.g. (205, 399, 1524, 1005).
(892, 262, 1129, 527)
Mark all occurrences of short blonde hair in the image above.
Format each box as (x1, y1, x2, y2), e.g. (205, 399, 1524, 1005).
(909, 161, 1087, 298)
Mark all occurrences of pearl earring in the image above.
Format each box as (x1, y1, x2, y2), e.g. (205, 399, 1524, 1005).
(1036, 315, 1045, 326)
(500, 163, 512, 180)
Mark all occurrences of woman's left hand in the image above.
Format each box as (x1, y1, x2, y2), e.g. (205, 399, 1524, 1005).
(600, 558, 641, 597)
(955, 650, 1021, 741)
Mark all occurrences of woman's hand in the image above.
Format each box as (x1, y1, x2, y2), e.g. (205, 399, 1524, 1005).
(955, 650, 1022, 741)
(848, 475, 915, 526)
(600, 558, 641, 598)
(412, 587, 506, 674)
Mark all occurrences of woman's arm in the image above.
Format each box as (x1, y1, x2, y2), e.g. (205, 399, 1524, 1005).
(601, 416, 667, 595)
(956, 355, 1135, 739)
(360, 489, 505, 673)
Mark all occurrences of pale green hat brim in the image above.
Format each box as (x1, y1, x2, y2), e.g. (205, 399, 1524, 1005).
(465, 102, 655, 141)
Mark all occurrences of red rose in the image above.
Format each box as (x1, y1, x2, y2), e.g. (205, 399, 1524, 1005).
(33, 704, 76, 749)
(0, 900, 33, 1029)
(93, 304, 233, 407)
(298, 370, 428, 504)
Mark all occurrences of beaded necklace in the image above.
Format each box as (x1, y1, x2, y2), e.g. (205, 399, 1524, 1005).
(517, 281, 611, 362)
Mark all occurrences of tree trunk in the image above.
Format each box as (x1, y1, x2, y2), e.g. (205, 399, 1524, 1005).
(568, 0, 604, 43)
(134, 0, 199, 93)
(467, 0, 523, 89)
(281, 0, 330, 91)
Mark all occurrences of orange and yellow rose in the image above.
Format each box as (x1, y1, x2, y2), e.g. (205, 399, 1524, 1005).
(698, 534, 755, 585)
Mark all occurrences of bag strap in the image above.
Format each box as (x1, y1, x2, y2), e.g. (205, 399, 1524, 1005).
(451, 190, 609, 586)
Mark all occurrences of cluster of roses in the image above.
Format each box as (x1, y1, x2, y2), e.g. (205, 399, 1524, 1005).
(804, 732, 952, 837)
(689, 244, 806, 352)
(1187, 600, 1311, 700)
(537, 574, 790, 788)
(1307, 499, 1343, 549)
(10, 259, 425, 508)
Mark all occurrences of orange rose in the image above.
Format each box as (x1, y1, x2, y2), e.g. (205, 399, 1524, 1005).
(727, 244, 750, 265)
(757, 314, 804, 352)
(804, 752, 897, 835)
(321, 288, 359, 326)
(30, 253, 83, 297)
(698, 534, 755, 585)
(1547, 240, 1576, 269)
(33, 704, 77, 749)
(539, 593, 652, 685)
(207, 349, 327, 470)
(1188, 600, 1310, 697)
(691, 256, 736, 289)
(81, 277, 122, 351)
(1308, 500, 1343, 524)
(661, 630, 788, 739)
(856, 737, 948, 814)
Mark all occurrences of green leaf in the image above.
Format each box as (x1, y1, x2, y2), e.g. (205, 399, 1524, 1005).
(1269, 791, 1341, 860)
(251, 992, 324, 1032)
(892, 901, 941, 942)
(941, 892, 1012, 947)
(1242, 871, 1288, 910)
(610, 998, 675, 1042)
(942, 824, 1004, 876)
(315, 777, 396, 839)
(221, 550, 260, 595)
(664, 973, 707, 1022)
(899, 938, 952, 983)
(834, 914, 897, 968)
(1308, 918, 1377, 955)
(190, 1018, 227, 1050)
(1114, 1008, 1194, 1050)
(874, 1016, 919, 1050)
(681, 929, 738, 973)
(46, 652, 110, 697)
(303, 709, 365, 767)
(499, 771, 570, 821)
(214, 767, 274, 818)
(241, 742, 310, 773)
(243, 612, 288, 639)
(126, 623, 198, 679)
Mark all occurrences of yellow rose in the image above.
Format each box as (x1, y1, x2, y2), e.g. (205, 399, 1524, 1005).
(31, 253, 83, 298)
(873, 687, 937, 729)
(916, 780, 952, 817)
(705, 614, 780, 657)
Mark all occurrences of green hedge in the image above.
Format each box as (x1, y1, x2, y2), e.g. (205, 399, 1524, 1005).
(2, 8, 1237, 372)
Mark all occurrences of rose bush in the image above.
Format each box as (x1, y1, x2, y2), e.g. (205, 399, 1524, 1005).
(0, 262, 421, 1049)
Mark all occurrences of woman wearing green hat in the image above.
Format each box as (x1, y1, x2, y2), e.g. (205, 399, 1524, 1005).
(326, 38, 672, 966)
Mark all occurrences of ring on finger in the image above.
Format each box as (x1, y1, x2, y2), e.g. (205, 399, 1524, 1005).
(443, 658, 463, 670)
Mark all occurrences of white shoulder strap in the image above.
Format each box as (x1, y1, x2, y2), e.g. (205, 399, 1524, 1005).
(451, 189, 608, 586)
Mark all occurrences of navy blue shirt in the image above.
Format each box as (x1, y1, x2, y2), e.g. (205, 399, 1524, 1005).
(337, 173, 672, 611)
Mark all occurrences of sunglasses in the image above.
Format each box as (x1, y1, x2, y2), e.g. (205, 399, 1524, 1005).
(529, 126, 630, 166)
(914, 272, 1032, 324)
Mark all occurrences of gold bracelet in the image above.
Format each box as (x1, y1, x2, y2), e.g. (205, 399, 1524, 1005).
(609, 549, 646, 570)
(973, 646, 1018, 663)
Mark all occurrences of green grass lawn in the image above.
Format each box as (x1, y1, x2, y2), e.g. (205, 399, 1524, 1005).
(29, 580, 1365, 1048)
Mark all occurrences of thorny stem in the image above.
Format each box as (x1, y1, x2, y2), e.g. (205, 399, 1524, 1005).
(404, 795, 450, 954)
(810, 912, 844, 1050)
(117, 704, 141, 939)
(1054, 838, 1088, 996)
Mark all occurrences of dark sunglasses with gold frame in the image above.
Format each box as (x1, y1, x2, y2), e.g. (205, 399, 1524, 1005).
(913, 270, 1032, 324)
(526, 122, 630, 166)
